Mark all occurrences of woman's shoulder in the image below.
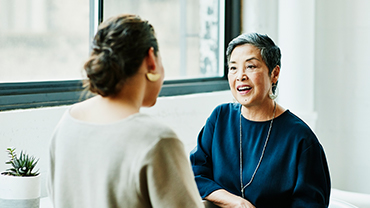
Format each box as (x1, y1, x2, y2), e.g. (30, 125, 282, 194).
(58, 108, 177, 141)
(212, 102, 240, 115)
(216, 102, 240, 109)
(205, 102, 240, 123)
(277, 110, 311, 129)
(133, 113, 176, 134)
(134, 115, 184, 156)
(276, 110, 321, 145)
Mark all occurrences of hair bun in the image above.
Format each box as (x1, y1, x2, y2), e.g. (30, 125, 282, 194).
(84, 14, 159, 97)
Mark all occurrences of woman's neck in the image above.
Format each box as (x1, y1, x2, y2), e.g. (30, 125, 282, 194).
(241, 100, 277, 121)
(70, 77, 146, 124)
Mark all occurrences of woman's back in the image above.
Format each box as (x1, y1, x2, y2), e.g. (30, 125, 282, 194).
(49, 110, 203, 207)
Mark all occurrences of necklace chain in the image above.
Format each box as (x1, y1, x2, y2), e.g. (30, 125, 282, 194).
(240, 101, 276, 198)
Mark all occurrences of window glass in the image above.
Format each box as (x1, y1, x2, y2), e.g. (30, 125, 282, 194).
(104, 0, 225, 80)
(0, 0, 89, 83)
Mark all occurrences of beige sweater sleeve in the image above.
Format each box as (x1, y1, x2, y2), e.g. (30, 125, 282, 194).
(143, 138, 205, 208)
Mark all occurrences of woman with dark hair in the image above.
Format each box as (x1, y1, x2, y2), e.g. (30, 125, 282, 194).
(48, 14, 204, 208)
(190, 33, 331, 208)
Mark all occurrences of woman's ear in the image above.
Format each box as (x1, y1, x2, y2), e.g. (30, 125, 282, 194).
(145, 47, 161, 82)
(146, 47, 157, 72)
(271, 65, 280, 83)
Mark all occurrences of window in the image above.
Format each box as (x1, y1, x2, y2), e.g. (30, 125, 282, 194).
(104, 0, 224, 80)
(0, 0, 240, 111)
(0, 0, 89, 82)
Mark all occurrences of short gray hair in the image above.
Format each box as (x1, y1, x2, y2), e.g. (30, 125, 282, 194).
(226, 32, 281, 75)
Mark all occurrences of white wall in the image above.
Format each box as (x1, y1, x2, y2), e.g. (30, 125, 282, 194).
(0, 106, 67, 197)
(314, 0, 370, 194)
(0, 90, 233, 197)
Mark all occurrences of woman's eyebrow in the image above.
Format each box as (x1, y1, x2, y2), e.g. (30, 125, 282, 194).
(245, 57, 260, 62)
(229, 57, 260, 64)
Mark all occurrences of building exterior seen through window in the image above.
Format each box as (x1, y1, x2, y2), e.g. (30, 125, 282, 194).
(0, 0, 224, 83)
(0, 0, 89, 83)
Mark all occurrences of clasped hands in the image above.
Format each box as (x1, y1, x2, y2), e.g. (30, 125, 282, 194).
(205, 189, 255, 208)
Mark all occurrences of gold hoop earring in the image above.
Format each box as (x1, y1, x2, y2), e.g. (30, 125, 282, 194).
(146, 73, 161, 82)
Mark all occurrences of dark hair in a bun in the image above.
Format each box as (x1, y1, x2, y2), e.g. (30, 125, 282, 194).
(84, 14, 159, 97)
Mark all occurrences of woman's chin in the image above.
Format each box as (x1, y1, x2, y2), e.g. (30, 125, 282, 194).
(234, 94, 251, 105)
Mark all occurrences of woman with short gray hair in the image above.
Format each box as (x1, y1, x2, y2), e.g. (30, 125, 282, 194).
(191, 32, 331, 207)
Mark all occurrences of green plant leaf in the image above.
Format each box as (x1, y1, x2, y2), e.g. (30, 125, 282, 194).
(3, 148, 40, 177)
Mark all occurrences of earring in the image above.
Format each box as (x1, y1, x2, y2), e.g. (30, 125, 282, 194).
(269, 83, 278, 100)
(146, 73, 161, 82)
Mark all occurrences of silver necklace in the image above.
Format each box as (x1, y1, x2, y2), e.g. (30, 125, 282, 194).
(240, 101, 276, 198)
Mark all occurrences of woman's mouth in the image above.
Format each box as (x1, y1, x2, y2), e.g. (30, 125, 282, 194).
(237, 85, 251, 95)
(236, 86, 252, 92)
(237, 86, 251, 91)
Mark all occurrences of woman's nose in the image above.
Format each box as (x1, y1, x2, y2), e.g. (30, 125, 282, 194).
(236, 69, 247, 81)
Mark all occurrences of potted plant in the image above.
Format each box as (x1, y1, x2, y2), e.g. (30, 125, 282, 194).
(0, 147, 41, 208)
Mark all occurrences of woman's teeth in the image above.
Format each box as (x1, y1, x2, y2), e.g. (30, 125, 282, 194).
(237, 86, 251, 91)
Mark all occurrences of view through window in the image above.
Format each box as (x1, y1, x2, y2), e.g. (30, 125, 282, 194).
(0, 0, 89, 83)
(0, 0, 224, 83)
(103, 0, 225, 80)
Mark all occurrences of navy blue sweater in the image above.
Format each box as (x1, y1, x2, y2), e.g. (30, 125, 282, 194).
(190, 103, 331, 208)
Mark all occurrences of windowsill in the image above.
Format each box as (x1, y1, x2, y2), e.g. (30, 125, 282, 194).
(0, 79, 229, 111)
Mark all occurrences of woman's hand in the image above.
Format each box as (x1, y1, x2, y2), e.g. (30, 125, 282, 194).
(205, 189, 255, 208)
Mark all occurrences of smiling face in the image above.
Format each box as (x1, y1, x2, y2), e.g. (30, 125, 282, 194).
(228, 44, 275, 109)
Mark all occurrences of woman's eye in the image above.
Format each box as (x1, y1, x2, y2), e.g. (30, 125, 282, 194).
(246, 65, 256, 70)
(229, 67, 237, 73)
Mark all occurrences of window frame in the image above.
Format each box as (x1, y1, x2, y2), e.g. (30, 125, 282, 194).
(0, 0, 240, 111)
